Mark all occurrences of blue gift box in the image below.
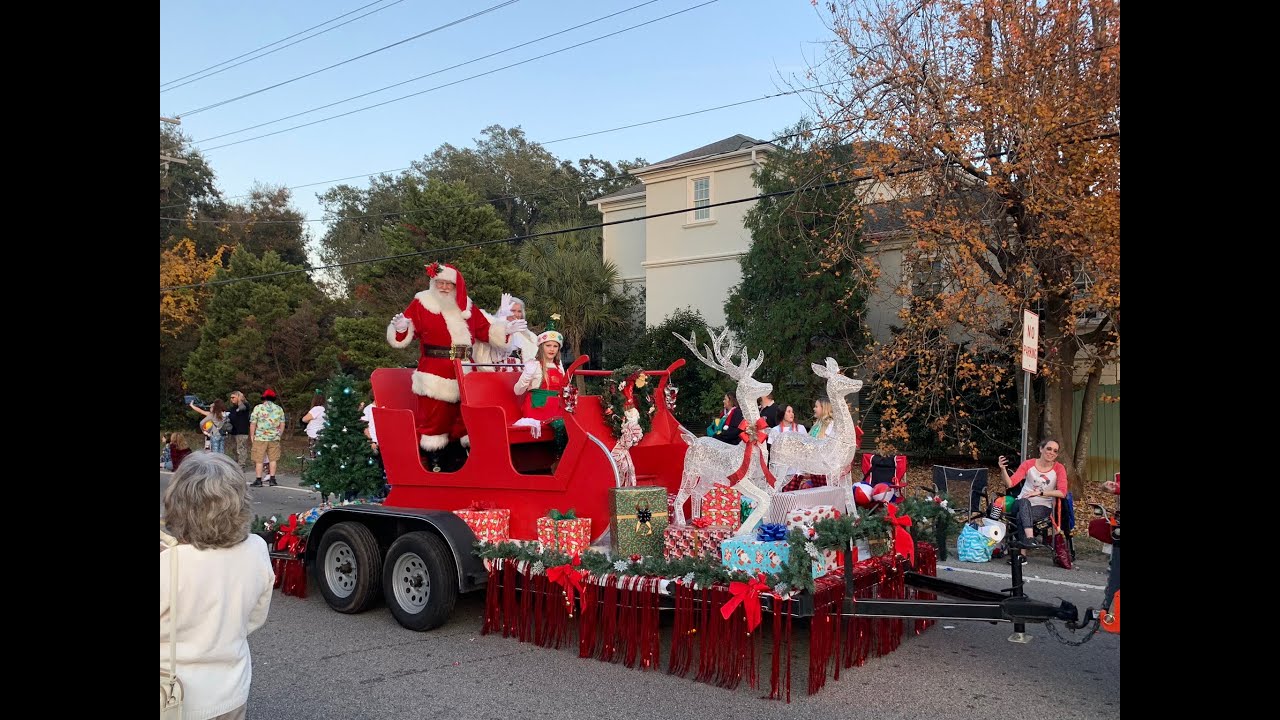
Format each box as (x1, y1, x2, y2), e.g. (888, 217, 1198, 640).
(719, 536, 838, 578)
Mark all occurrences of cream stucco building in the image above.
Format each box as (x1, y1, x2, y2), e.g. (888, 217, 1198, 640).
(590, 134, 917, 344)
(589, 135, 775, 329)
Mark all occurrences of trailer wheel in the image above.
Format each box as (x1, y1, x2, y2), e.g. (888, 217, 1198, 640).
(315, 522, 382, 613)
(382, 531, 458, 631)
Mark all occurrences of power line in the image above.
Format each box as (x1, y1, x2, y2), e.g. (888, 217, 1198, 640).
(195, 1, 720, 151)
(158, 151, 939, 291)
(177, 0, 521, 117)
(160, 78, 838, 212)
(160, 132, 1118, 292)
(192, 1, 662, 145)
(160, 0, 406, 93)
(162, 102, 839, 223)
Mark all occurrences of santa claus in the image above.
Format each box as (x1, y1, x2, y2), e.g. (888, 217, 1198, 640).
(387, 262, 527, 453)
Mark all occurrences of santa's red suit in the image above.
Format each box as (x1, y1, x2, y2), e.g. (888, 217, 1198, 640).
(387, 263, 507, 451)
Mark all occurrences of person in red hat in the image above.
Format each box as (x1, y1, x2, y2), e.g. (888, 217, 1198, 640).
(388, 262, 524, 461)
(249, 388, 285, 486)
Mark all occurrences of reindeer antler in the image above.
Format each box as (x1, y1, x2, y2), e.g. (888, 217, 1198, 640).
(674, 327, 748, 380)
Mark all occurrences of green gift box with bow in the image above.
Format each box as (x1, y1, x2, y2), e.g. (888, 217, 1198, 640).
(608, 486, 670, 557)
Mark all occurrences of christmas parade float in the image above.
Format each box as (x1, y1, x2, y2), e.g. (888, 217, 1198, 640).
(280, 327, 1099, 700)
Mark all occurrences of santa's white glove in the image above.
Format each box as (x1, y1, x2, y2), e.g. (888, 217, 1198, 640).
(391, 313, 410, 333)
(507, 319, 528, 334)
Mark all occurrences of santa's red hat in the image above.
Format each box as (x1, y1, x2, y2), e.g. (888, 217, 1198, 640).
(426, 262, 467, 312)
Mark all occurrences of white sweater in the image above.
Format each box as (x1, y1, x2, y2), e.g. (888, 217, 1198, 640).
(160, 534, 275, 720)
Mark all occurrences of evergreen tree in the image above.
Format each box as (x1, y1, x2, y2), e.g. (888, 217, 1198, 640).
(303, 373, 383, 500)
(724, 125, 872, 408)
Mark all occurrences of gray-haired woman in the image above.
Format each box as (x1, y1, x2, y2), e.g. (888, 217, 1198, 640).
(161, 452, 274, 720)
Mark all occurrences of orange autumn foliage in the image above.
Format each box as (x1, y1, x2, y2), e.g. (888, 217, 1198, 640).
(802, 0, 1119, 479)
(159, 239, 230, 337)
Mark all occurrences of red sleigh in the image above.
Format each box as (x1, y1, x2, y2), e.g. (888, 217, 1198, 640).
(372, 356, 689, 543)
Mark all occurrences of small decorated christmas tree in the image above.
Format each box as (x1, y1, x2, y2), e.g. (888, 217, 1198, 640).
(302, 373, 383, 500)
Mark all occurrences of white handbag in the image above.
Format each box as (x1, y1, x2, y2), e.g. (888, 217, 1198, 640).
(160, 531, 184, 719)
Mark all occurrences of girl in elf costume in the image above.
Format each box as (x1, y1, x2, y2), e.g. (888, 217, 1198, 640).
(512, 316, 567, 440)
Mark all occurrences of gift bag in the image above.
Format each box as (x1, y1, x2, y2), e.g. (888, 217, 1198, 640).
(1052, 533, 1073, 569)
(957, 523, 993, 563)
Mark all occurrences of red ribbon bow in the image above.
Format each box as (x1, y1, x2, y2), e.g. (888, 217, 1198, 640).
(885, 503, 915, 565)
(727, 418, 777, 487)
(689, 516, 713, 529)
(466, 500, 496, 511)
(720, 573, 770, 632)
(545, 557, 588, 617)
(275, 514, 304, 555)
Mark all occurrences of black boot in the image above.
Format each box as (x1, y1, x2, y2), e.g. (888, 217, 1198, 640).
(268, 476, 278, 487)
(250, 478, 264, 487)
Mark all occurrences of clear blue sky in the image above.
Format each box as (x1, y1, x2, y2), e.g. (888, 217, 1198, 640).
(159, 0, 836, 233)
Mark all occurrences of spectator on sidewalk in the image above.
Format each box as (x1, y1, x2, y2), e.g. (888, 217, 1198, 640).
(998, 438, 1069, 562)
(249, 389, 285, 487)
(168, 432, 192, 472)
(161, 451, 274, 720)
(1101, 475, 1120, 613)
(191, 399, 230, 456)
(226, 391, 252, 470)
(302, 393, 327, 458)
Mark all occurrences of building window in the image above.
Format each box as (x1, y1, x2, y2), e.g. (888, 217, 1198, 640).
(910, 255, 945, 298)
(692, 176, 711, 221)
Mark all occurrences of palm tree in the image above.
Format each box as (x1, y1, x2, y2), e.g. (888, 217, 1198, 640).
(519, 230, 627, 378)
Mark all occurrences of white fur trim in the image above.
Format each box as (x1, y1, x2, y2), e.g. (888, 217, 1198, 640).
(387, 318, 416, 349)
(429, 265, 458, 284)
(487, 322, 507, 348)
(412, 371, 460, 402)
(415, 290, 472, 346)
(420, 433, 449, 451)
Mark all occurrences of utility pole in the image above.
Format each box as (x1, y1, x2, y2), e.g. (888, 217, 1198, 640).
(160, 116, 187, 201)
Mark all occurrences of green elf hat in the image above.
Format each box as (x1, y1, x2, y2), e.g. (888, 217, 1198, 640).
(537, 313, 564, 346)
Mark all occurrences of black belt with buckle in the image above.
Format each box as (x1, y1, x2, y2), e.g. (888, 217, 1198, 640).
(421, 344, 472, 360)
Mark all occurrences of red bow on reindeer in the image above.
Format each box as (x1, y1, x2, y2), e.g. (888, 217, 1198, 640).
(884, 503, 915, 565)
(275, 514, 306, 556)
(546, 556, 588, 617)
(727, 418, 777, 487)
(720, 572, 770, 632)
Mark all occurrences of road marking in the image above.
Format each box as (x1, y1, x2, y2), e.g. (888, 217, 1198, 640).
(939, 564, 1105, 590)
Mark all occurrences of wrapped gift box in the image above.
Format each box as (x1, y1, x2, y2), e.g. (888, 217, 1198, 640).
(453, 507, 511, 544)
(663, 524, 736, 561)
(536, 516, 592, 556)
(700, 484, 742, 530)
(720, 536, 790, 575)
(767, 486, 848, 523)
(782, 504, 843, 577)
(719, 535, 838, 579)
(609, 486, 670, 557)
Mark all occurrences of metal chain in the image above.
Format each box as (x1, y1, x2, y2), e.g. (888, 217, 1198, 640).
(1044, 617, 1101, 646)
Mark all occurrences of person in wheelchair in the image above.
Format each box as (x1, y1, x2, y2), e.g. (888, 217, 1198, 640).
(998, 438, 1068, 561)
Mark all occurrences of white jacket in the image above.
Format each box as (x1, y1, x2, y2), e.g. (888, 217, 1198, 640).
(513, 358, 564, 395)
(160, 534, 275, 719)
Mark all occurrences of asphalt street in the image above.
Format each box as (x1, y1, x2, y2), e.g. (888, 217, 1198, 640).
(159, 471, 1119, 719)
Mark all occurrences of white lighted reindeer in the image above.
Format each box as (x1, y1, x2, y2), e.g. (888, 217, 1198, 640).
(671, 327, 775, 534)
(769, 358, 865, 513)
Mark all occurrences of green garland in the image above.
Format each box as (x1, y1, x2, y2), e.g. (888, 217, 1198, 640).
(898, 493, 962, 543)
(473, 504, 908, 596)
(599, 365, 654, 438)
(475, 540, 761, 590)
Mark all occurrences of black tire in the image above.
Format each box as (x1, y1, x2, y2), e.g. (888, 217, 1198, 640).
(382, 531, 459, 631)
(314, 522, 383, 614)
